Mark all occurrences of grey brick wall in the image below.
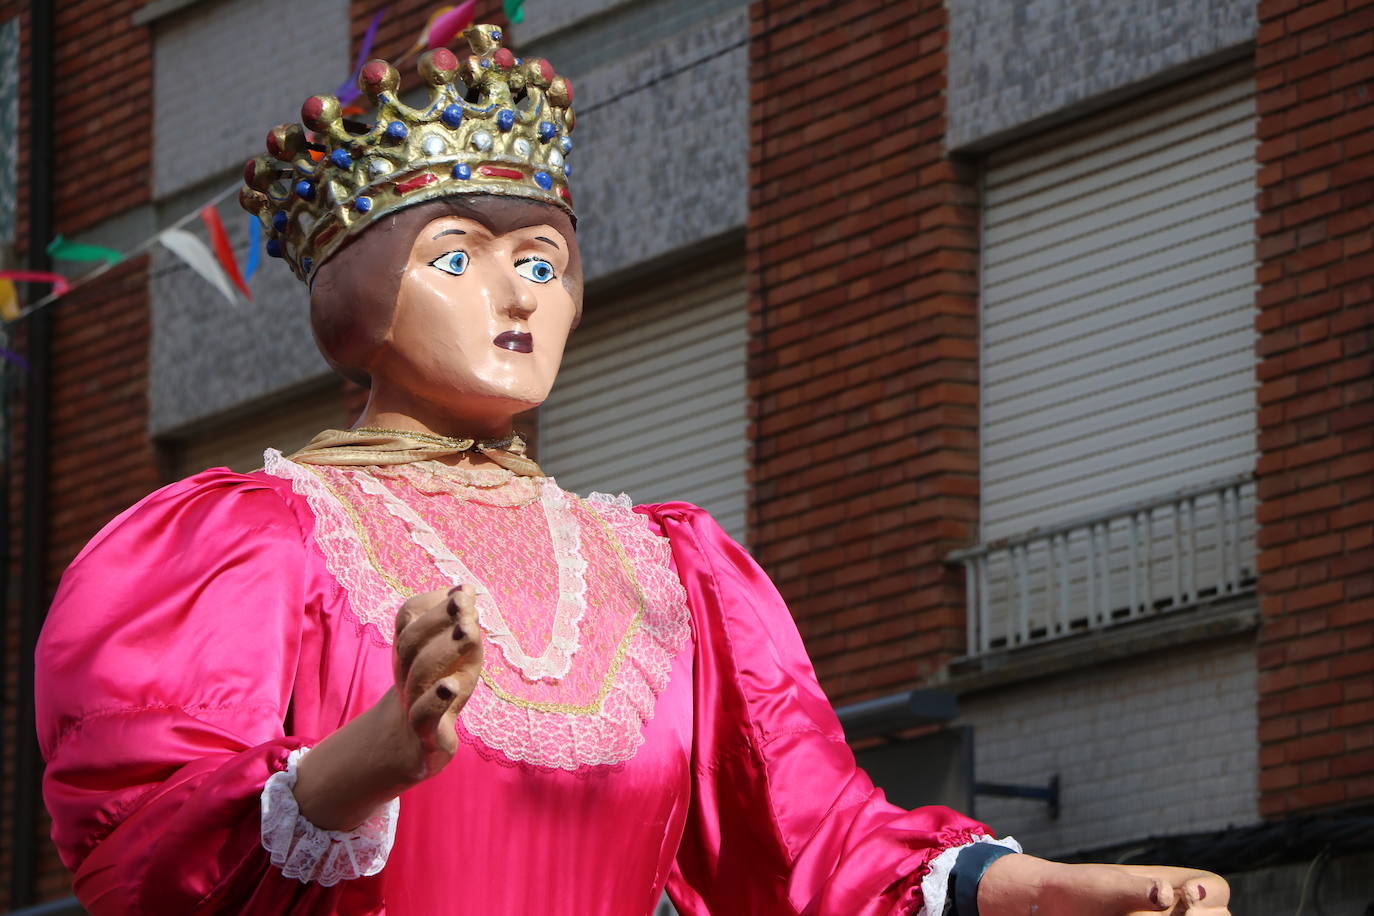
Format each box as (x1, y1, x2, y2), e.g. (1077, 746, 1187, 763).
(565, 5, 748, 283)
(152, 0, 349, 199)
(946, 0, 1256, 150)
(959, 636, 1259, 855)
(148, 0, 348, 434)
(516, 0, 749, 283)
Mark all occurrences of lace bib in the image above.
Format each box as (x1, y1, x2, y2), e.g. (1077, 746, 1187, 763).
(263, 450, 691, 770)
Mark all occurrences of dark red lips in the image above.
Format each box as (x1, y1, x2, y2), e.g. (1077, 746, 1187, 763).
(494, 331, 533, 353)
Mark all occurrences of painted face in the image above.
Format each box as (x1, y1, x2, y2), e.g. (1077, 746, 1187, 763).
(365, 209, 578, 428)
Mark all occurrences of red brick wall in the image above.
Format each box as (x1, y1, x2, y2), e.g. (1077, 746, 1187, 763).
(52, 1, 151, 234)
(2, 0, 155, 905)
(747, 0, 979, 704)
(1254, 0, 1374, 817)
(1, 2, 31, 901)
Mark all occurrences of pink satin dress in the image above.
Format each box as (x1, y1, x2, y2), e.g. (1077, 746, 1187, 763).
(35, 453, 989, 915)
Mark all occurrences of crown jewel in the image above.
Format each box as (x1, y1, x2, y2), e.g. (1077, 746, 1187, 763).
(239, 24, 576, 283)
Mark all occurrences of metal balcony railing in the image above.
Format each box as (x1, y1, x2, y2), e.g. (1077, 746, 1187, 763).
(948, 475, 1256, 656)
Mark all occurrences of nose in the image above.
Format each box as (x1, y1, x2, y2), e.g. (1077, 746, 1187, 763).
(499, 267, 538, 320)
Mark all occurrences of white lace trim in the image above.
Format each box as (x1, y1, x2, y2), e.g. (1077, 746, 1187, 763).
(916, 835, 1022, 916)
(350, 471, 590, 683)
(263, 449, 395, 647)
(262, 453, 691, 770)
(259, 747, 399, 886)
(456, 492, 692, 770)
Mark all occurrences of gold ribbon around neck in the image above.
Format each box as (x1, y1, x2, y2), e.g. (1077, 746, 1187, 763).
(287, 427, 544, 477)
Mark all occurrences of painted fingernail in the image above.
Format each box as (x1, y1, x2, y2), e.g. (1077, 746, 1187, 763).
(1150, 887, 1160, 906)
(436, 683, 454, 701)
(452, 622, 465, 640)
(1197, 885, 1206, 900)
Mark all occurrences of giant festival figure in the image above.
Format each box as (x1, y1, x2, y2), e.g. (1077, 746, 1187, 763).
(35, 24, 1231, 916)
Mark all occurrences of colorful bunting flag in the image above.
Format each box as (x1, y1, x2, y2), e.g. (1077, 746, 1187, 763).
(46, 234, 125, 266)
(0, 277, 16, 321)
(338, 7, 387, 105)
(0, 269, 70, 297)
(199, 204, 253, 300)
(244, 217, 262, 282)
(427, 2, 476, 48)
(158, 228, 239, 306)
(0, 346, 28, 371)
(412, 5, 452, 51)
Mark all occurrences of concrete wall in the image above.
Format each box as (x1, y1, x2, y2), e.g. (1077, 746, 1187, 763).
(513, 0, 749, 283)
(946, 0, 1256, 150)
(152, 0, 349, 199)
(959, 636, 1260, 856)
(146, 0, 348, 434)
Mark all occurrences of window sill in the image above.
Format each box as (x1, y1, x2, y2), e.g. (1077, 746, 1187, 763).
(132, 0, 216, 28)
(934, 597, 1259, 697)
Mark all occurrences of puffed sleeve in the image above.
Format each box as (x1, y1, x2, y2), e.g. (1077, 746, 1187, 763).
(647, 503, 996, 916)
(35, 469, 385, 915)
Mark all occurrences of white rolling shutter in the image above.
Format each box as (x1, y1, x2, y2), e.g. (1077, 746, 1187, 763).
(172, 384, 352, 475)
(538, 261, 749, 541)
(980, 74, 1259, 543)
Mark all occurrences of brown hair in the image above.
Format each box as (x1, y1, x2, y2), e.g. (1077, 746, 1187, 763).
(308, 195, 582, 386)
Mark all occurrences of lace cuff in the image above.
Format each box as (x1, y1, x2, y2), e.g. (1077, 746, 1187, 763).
(918, 835, 1022, 916)
(259, 747, 399, 886)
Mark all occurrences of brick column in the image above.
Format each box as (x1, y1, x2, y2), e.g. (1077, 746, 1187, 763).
(747, 0, 979, 703)
(2, 0, 157, 903)
(1254, 0, 1374, 817)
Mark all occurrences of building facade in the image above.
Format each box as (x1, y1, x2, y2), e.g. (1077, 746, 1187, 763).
(2, 0, 1372, 911)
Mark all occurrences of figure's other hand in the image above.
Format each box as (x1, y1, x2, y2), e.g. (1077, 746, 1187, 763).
(390, 585, 484, 781)
(978, 854, 1230, 915)
(291, 585, 482, 831)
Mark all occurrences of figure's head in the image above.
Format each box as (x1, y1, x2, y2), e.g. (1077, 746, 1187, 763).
(309, 193, 582, 421)
(240, 26, 586, 430)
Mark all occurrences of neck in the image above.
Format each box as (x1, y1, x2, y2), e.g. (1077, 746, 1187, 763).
(355, 388, 520, 443)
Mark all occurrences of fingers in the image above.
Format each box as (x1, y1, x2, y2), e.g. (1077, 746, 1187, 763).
(405, 623, 482, 706)
(1064, 864, 1176, 913)
(408, 675, 466, 757)
(393, 586, 469, 680)
(1116, 866, 1230, 913)
(1178, 873, 1229, 910)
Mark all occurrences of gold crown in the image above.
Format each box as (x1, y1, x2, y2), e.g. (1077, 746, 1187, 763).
(239, 24, 576, 283)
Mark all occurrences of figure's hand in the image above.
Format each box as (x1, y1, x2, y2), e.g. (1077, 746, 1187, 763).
(389, 585, 484, 781)
(292, 585, 482, 831)
(978, 854, 1230, 915)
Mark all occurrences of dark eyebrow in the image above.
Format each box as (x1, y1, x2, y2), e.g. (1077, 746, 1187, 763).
(432, 228, 467, 240)
(533, 235, 560, 250)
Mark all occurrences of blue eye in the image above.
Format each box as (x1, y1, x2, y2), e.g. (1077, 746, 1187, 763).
(430, 250, 468, 276)
(515, 257, 556, 284)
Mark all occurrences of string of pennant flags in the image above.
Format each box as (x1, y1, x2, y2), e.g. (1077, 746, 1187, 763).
(0, 0, 529, 335)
